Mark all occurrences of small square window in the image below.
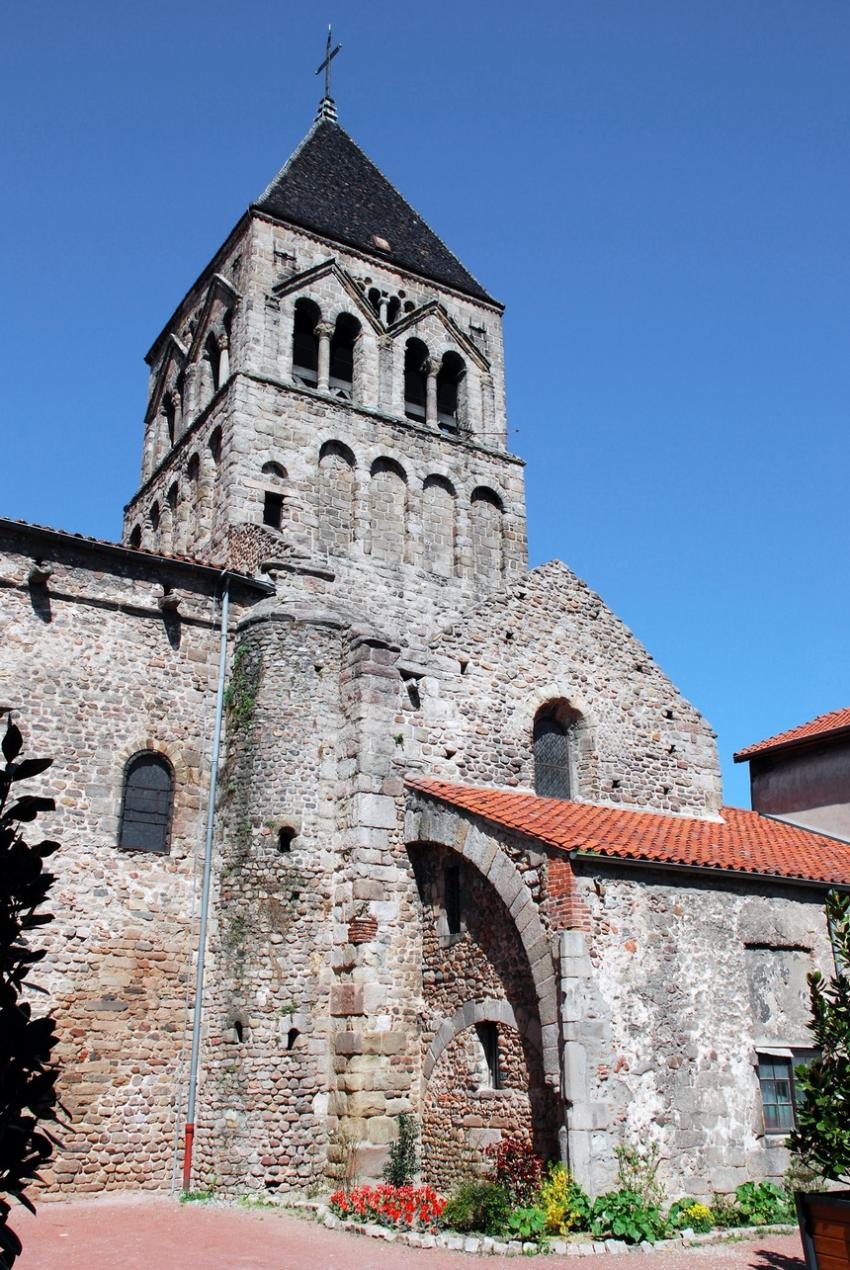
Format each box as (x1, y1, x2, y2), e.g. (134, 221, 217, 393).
(757, 1056, 795, 1132)
(263, 491, 284, 529)
(757, 1049, 818, 1133)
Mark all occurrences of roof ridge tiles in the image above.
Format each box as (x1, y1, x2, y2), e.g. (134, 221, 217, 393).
(734, 706, 850, 762)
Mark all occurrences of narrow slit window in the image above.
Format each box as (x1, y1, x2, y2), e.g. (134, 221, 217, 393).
(445, 864, 461, 935)
(477, 1022, 501, 1090)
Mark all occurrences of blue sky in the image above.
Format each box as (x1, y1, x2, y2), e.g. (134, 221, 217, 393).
(3, 2, 848, 806)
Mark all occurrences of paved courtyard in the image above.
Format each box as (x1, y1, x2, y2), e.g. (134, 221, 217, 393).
(12, 1196, 804, 1270)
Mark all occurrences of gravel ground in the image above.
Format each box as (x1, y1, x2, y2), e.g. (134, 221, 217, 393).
(12, 1196, 805, 1270)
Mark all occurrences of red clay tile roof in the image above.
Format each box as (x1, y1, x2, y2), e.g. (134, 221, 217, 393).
(406, 778, 850, 886)
(734, 707, 850, 762)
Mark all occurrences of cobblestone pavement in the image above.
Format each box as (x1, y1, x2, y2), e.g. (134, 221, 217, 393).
(14, 1197, 804, 1270)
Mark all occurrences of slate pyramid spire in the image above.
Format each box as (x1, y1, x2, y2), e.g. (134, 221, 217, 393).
(253, 119, 494, 303)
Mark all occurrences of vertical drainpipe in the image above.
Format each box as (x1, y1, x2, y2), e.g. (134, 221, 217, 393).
(183, 578, 230, 1191)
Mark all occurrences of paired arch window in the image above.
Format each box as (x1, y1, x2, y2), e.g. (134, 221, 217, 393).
(404, 338, 428, 420)
(118, 752, 174, 854)
(292, 299, 320, 386)
(437, 352, 466, 432)
(533, 704, 580, 800)
(329, 313, 360, 398)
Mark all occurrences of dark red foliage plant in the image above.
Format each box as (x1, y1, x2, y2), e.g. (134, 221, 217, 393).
(0, 720, 63, 1270)
(485, 1137, 544, 1207)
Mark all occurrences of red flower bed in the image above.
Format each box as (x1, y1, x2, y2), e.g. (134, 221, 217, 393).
(329, 1184, 445, 1230)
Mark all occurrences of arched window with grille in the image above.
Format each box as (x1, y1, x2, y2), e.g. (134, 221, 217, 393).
(118, 752, 175, 854)
(533, 704, 579, 800)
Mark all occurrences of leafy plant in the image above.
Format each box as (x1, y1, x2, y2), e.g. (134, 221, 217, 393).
(788, 889, 850, 1185)
(382, 1112, 419, 1186)
(613, 1139, 665, 1209)
(505, 1205, 547, 1240)
(590, 1189, 670, 1244)
(0, 721, 62, 1270)
(441, 1179, 511, 1235)
(668, 1198, 714, 1233)
(224, 642, 261, 731)
(485, 1137, 543, 1207)
(733, 1180, 793, 1226)
(539, 1161, 591, 1234)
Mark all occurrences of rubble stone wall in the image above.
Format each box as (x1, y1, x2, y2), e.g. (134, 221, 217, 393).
(558, 864, 834, 1199)
(416, 561, 722, 817)
(0, 528, 258, 1193)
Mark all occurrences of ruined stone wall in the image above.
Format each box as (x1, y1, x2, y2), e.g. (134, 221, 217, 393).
(196, 604, 348, 1193)
(557, 864, 834, 1199)
(410, 560, 722, 818)
(0, 527, 259, 1193)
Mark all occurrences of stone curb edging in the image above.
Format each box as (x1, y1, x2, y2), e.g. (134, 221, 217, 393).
(290, 1201, 796, 1257)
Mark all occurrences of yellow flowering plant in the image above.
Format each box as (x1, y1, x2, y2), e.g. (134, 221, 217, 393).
(539, 1162, 591, 1235)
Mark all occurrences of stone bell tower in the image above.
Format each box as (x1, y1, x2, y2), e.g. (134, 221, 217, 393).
(123, 91, 527, 643)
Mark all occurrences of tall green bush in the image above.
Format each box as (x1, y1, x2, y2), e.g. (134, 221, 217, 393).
(788, 889, 850, 1185)
(0, 721, 62, 1270)
(382, 1112, 419, 1186)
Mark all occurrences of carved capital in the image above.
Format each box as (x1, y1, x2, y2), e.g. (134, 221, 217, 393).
(315, 321, 335, 340)
(217, 332, 229, 351)
(424, 356, 442, 378)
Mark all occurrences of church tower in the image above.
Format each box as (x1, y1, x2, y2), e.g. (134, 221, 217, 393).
(125, 94, 527, 642)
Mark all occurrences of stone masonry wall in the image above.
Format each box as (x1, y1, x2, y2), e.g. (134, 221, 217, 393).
(196, 603, 348, 1193)
(0, 527, 260, 1193)
(554, 862, 834, 1200)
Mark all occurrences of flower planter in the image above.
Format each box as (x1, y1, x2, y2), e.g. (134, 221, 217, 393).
(795, 1191, 850, 1269)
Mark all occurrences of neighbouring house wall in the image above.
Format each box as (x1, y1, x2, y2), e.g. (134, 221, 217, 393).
(750, 741, 850, 839)
(554, 863, 834, 1200)
(0, 528, 258, 1193)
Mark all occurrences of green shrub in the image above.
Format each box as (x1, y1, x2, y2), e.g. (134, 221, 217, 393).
(733, 1181, 793, 1226)
(710, 1193, 743, 1228)
(590, 1189, 670, 1244)
(0, 722, 62, 1270)
(382, 1113, 419, 1186)
(788, 890, 850, 1186)
(441, 1180, 511, 1235)
(668, 1198, 714, 1233)
(539, 1162, 591, 1234)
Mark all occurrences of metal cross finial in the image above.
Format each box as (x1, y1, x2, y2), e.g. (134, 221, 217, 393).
(315, 25, 342, 100)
